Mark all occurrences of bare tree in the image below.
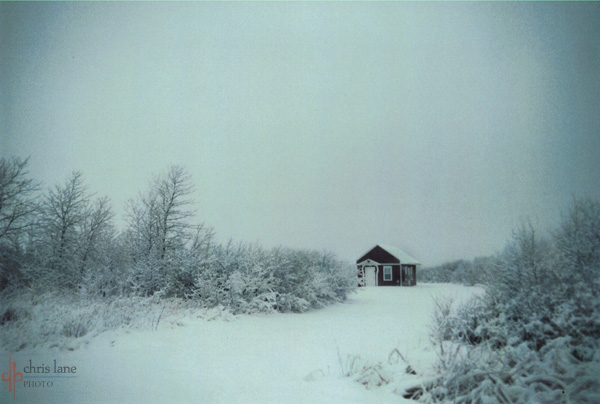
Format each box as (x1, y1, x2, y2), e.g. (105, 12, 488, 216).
(39, 171, 90, 284)
(555, 198, 600, 286)
(127, 166, 195, 258)
(0, 156, 39, 241)
(154, 165, 196, 260)
(126, 165, 196, 294)
(78, 196, 114, 274)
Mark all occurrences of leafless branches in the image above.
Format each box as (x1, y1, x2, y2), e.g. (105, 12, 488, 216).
(0, 156, 39, 241)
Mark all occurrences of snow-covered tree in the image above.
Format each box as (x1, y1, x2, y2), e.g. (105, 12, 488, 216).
(78, 196, 114, 275)
(555, 198, 600, 288)
(125, 165, 197, 295)
(0, 157, 40, 290)
(28, 172, 116, 290)
(36, 172, 90, 286)
(0, 156, 39, 241)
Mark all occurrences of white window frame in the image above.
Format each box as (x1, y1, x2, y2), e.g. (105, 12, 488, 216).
(383, 266, 392, 281)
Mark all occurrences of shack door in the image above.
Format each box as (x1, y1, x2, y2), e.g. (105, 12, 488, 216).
(364, 266, 377, 286)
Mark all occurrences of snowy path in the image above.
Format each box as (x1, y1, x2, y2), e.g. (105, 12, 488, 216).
(4, 284, 481, 404)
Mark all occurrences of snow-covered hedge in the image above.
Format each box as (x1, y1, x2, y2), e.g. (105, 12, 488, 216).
(186, 244, 357, 314)
(0, 242, 356, 350)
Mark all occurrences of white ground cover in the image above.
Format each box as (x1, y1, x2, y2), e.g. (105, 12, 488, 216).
(2, 284, 482, 404)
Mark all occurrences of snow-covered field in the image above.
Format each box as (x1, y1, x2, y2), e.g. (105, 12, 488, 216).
(2, 284, 482, 404)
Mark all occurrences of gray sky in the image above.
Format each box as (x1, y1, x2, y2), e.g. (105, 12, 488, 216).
(2, 2, 599, 266)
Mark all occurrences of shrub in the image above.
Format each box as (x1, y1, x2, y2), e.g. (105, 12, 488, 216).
(421, 199, 600, 404)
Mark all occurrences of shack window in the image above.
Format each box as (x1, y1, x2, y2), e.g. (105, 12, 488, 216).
(383, 266, 392, 281)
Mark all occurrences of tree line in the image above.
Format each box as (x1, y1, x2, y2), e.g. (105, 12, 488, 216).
(0, 156, 355, 314)
(419, 256, 493, 286)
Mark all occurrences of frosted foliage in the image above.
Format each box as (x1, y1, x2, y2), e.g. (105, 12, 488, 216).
(420, 199, 600, 404)
(0, 290, 174, 351)
(201, 245, 355, 314)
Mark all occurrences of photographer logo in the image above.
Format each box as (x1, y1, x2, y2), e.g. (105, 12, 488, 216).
(2, 355, 77, 401)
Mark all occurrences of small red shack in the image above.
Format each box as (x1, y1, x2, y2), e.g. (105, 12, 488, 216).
(356, 244, 420, 287)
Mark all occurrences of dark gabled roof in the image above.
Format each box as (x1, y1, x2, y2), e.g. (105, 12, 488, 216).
(357, 244, 420, 265)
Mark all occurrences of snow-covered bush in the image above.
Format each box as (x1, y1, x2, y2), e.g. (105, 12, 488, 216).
(421, 199, 600, 404)
(336, 346, 425, 397)
(189, 244, 356, 314)
(0, 288, 177, 351)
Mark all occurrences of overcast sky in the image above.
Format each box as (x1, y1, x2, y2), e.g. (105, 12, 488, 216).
(2, 2, 599, 266)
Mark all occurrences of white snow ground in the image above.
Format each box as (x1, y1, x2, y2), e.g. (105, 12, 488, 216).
(2, 284, 482, 404)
